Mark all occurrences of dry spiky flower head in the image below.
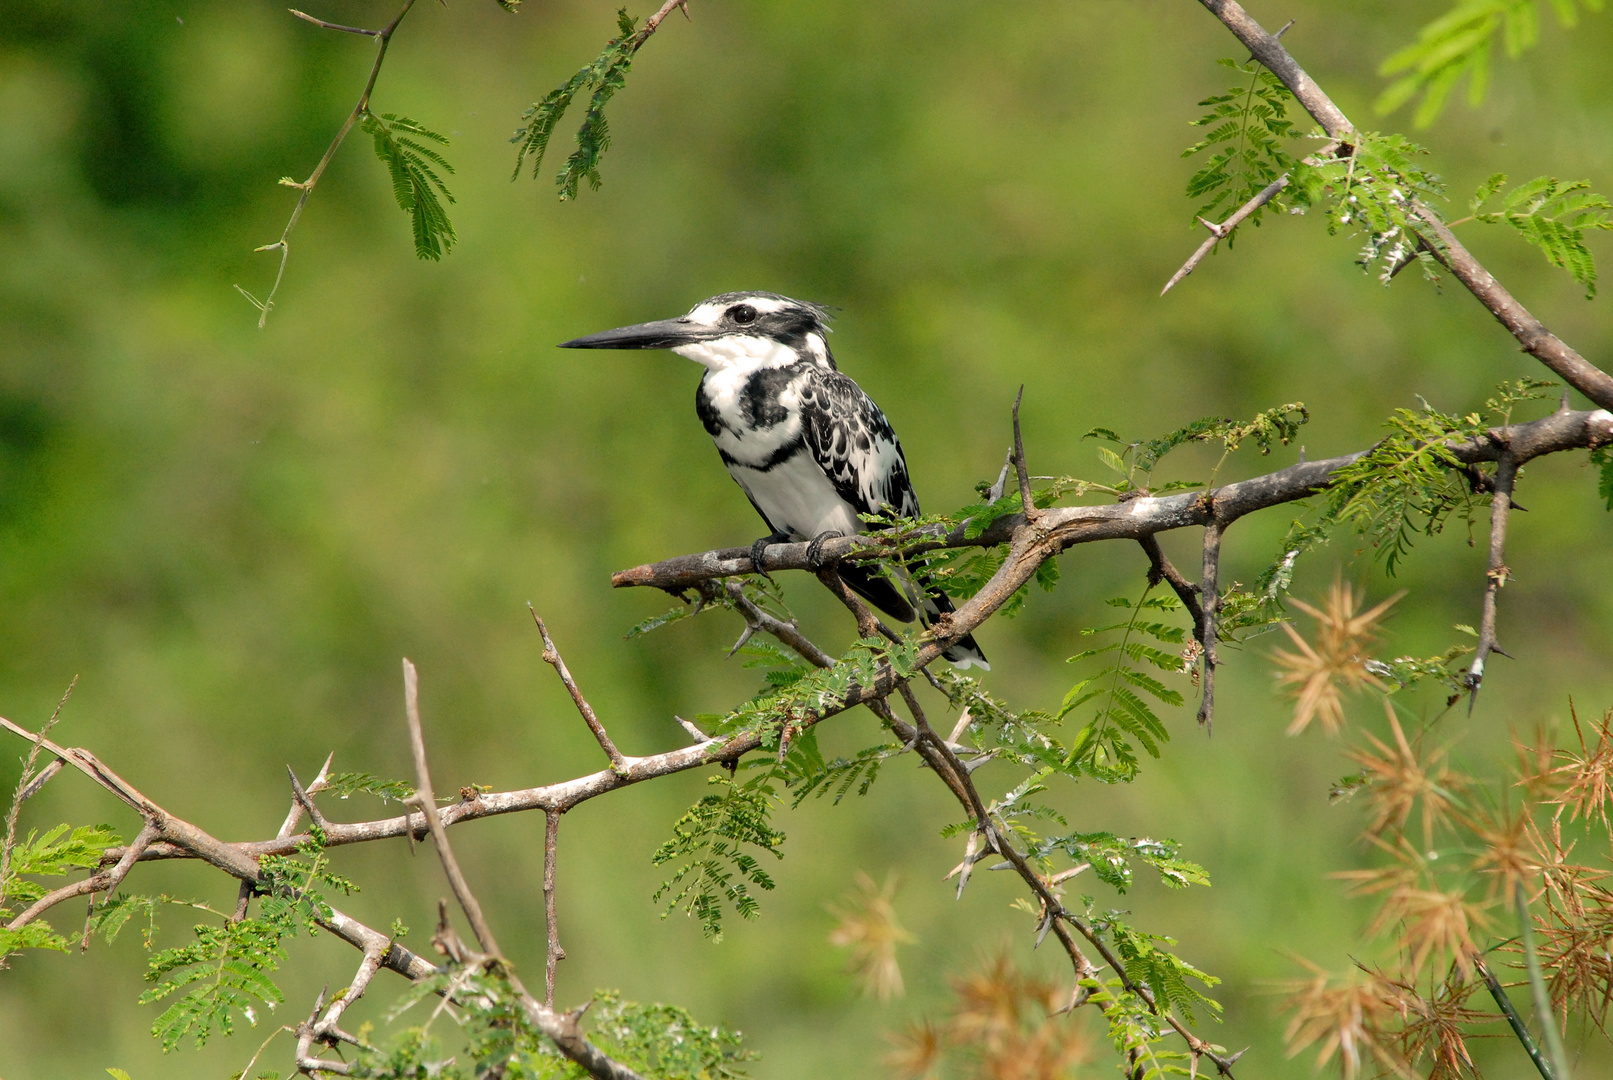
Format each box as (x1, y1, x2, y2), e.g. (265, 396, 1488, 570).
(1550, 704, 1613, 831)
(1348, 701, 1463, 850)
(1273, 581, 1403, 735)
(1281, 961, 1414, 1080)
(828, 871, 917, 1003)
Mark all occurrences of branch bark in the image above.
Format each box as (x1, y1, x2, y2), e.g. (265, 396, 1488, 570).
(1191, 0, 1613, 411)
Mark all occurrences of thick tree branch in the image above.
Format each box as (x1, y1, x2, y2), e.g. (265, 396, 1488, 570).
(612, 409, 1612, 592)
(1197, 521, 1224, 731)
(1192, 0, 1613, 411)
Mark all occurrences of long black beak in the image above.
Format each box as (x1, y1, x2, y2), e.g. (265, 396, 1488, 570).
(558, 317, 709, 350)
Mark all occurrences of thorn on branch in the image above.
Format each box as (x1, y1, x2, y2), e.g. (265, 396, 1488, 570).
(1011, 386, 1038, 522)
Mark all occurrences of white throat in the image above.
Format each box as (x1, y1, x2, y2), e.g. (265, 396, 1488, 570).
(672, 334, 799, 373)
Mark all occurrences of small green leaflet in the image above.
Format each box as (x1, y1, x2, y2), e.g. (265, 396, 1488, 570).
(652, 774, 785, 941)
(323, 771, 413, 804)
(361, 112, 457, 261)
(1470, 173, 1613, 297)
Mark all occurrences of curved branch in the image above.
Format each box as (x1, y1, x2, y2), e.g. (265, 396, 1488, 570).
(1191, 0, 1613, 410)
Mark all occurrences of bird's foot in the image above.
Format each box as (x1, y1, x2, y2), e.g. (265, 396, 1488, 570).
(805, 530, 844, 570)
(749, 531, 792, 581)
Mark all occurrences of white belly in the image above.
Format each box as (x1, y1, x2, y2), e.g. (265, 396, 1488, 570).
(729, 451, 863, 540)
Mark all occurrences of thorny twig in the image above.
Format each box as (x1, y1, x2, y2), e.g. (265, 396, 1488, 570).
(240, 0, 420, 328)
(1465, 453, 1519, 712)
(531, 607, 628, 772)
(1197, 520, 1224, 731)
(1192, 0, 1613, 412)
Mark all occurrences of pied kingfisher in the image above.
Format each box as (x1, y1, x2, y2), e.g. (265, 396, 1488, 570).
(560, 291, 988, 669)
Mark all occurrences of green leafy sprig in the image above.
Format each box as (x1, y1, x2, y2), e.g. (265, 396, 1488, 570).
(513, 9, 644, 199)
(361, 112, 457, 260)
(1466, 173, 1613, 297)
(1182, 58, 1299, 236)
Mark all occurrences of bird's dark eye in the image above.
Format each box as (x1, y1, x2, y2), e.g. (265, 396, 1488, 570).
(729, 304, 758, 325)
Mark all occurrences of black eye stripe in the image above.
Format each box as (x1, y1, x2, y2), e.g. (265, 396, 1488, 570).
(729, 304, 758, 325)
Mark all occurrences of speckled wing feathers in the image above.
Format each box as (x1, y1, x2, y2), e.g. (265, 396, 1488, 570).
(798, 368, 920, 522)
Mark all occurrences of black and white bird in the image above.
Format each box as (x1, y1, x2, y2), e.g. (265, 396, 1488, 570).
(560, 291, 988, 669)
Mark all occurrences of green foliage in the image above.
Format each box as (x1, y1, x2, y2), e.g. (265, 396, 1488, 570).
(0, 823, 120, 961)
(1326, 380, 1554, 573)
(361, 112, 457, 261)
(1291, 133, 1446, 282)
(1469, 173, 1613, 297)
(1081, 403, 1308, 495)
(1378, 0, 1604, 127)
(653, 774, 785, 940)
(354, 979, 753, 1080)
(139, 838, 352, 1050)
(586, 990, 755, 1079)
(1030, 832, 1209, 894)
(323, 771, 414, 805)
(1061, 593, 1193, 783)
(776, 728, 901, 807)
(1593, 446, 1613, 510)
(513, 9, 642, 199)
(1104, 917, 1222, 1026)
(1182, 59, 1298, 235)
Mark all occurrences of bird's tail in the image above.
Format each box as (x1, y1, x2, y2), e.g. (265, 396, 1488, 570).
(835, 561, 989, 671)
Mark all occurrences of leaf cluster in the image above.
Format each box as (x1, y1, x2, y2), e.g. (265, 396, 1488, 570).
(1182, 58, 1299, 236)
(1378, 0, 1604, 128)
(652, 774, 786, 940)
(139, 837, 353, 1049)
(1061, 594, 1192, 783)
(1326, 380, 1554, 573)
(1469, 173, 1613, 297)
(0, 823, 120, 961)
(513, 9, 641, 199)
(1291, 133, 1446, 283)
(361, 112, 457, 261)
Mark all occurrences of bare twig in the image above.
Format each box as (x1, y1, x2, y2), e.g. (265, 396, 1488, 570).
(1, 677, 76, 897)
(1011, 386, 1038, 521)
(530, 608, 628, 772)
(276, 752, 336, 840)
(1465, 454, 1519, 712)
(1138, 535, 1205, 637)
(1161, 176, 1290, 295)
(402, 658, 504, 961)
(544, 809, 564, 1007)
(241, 0, 419, 328)
(1197, 521, 1224, 731)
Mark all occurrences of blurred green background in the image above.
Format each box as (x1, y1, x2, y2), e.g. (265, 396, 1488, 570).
(2, 1, 1611, 1077)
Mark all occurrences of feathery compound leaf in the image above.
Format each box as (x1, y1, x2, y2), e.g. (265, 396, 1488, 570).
(361, 112, 457, 261)
(1181, 58, 1298, 239)
(513, 9, 645, 199)
(322, 770, 413, 804)
(652, 774, 785, 940)
(1378, 0, 1603, 127)
(1471, 174, 1613, 297)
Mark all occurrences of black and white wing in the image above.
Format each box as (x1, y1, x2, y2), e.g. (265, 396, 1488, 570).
(797, 368, 920, 522)
(797, 368, 990, 670)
